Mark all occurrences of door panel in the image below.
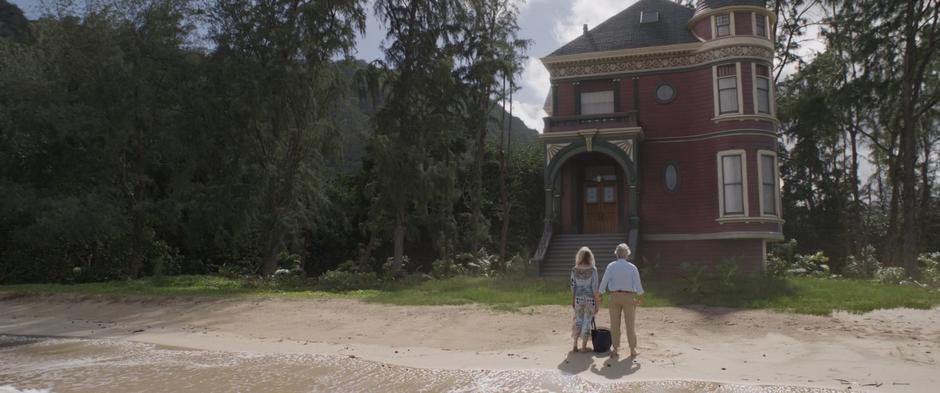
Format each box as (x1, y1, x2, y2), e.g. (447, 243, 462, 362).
(584, 180, 618, 233)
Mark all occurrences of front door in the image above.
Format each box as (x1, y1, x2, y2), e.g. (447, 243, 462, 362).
(583, 166, 619, 233)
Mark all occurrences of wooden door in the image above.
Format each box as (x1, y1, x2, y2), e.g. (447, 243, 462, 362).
(583, 179, 618, 233)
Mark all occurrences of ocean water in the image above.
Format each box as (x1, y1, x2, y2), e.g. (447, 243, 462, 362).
(0, 336, 842, 393)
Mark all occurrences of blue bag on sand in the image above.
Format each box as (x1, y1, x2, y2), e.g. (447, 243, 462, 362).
(591, 318, 611, 353)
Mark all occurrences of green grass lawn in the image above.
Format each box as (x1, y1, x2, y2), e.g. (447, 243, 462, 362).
(1, 274, 938, 315)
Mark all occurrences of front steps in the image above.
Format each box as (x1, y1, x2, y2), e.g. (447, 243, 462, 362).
(539, 233, 628, 278)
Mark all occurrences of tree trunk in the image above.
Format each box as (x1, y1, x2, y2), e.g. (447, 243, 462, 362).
(392, 209, 405, 277)
(848, 114, 863, 257)
(919, 128, 933, 248)
(885, 154, 903, 266)
(470, 94, 489, 254)
(497, 84, 514, 270)
(899, 0, 920, 277)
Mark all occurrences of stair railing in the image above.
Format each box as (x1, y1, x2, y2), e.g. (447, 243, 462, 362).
(530, 218, 554, 275)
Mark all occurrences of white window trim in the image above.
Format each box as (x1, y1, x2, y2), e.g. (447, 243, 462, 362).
(751, 12, 769, 38)
(757, 150, 782, 218)
(713, 63, 744, 118)
(716, 149, 749, 218)
(712, 12, 736, 38)
(752, 63, 775, 117)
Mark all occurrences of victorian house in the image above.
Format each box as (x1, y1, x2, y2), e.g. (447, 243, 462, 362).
(533, 0, 782, 276)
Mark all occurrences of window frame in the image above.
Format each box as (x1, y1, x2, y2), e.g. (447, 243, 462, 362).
(579, 90, 615, 115)
(717, 150, 749, 218)
(712, 12, 735, 38)
(752, 63, 774, 116)
(757, 150, 781, 217)
(713, 63, 743, 117)
(753, 13, 768, 38)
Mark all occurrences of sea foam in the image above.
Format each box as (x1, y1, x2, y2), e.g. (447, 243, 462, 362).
(0, 386, 54, 393)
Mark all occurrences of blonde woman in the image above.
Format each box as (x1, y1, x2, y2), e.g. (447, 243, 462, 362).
(570, 246, 600, 352)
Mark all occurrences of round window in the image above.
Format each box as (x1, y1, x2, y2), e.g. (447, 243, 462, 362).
(664, 163, 678, 192)
(655, 83, 676, 104)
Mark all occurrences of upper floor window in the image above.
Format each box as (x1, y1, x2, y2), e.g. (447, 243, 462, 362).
(718, 150, 748, 217)
(716, 64, 739, 115)
(758, 151, 780, 216)
(755, 14, 768, 38)
(580, 90, 614, 115)
(715, 14, 731, 37)
(754, 64, 772, 114)
(640, 11, 659, 24)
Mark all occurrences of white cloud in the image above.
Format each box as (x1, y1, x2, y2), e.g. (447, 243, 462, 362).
(514, 57, 551, 131)
(553, 0, 635, 44)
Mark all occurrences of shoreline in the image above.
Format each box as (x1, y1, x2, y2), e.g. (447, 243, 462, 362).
(2, 294, 938, 392)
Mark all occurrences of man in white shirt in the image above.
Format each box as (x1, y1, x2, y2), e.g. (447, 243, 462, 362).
(599, 243, 644, 357)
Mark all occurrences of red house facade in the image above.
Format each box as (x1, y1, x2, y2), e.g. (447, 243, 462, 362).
(533, 0, 783, 277)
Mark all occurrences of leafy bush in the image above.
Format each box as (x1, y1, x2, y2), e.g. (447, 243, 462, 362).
(716, 258, 739, 290)
(431, 258, 466, 278)
(876, 267, 907, 285)
(316, 270, 382, 291)
(680, 262, 709, 295)
(791, 251, 831, 277)
(766, 239, 799, 277)
(639, 255, 659, 280)
(218, 262, 255, 279)
(918, 252, 940, 288)
(149, 240, 182, 277)
(844, 245, 882, 279)
(382, 255, 411, 277)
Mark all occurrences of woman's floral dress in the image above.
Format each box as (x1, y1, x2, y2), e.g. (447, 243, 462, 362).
(570, 266, 599, 339)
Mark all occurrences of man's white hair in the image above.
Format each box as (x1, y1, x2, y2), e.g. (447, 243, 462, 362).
(615, 243, 631, 259)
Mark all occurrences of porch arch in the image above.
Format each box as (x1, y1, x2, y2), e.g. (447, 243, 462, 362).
(542, 139, 641, 254)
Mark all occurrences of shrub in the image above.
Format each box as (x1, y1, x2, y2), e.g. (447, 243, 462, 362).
(918, 252, 940, 288)
(638, 255, 659, 280)
(791, 251, 830, 277)
(680, 262, 709, 295)
(316, 270, 382, 291)
(766, 239, 798, 277)
(218, 262, 254, 279)
(716, 258, 739, 290)
(431, 258, 466, 278)
(382, 255, 411, 277)
(876, 267, 907, 285)
(844, 245, 882, 279)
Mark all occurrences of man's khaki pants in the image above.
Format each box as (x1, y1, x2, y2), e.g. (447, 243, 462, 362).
(608, 292, 637, 352)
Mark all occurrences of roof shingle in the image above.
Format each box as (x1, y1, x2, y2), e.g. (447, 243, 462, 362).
(547, 0, 698, 58)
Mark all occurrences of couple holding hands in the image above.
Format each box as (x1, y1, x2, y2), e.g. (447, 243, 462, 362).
(570, 243, 644, 357)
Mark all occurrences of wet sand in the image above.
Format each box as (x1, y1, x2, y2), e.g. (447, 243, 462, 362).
(1, 294, 937, 392)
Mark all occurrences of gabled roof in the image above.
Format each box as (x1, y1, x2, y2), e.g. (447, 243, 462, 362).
(547, 0, 698, 58)
(695, 0, 767, 13)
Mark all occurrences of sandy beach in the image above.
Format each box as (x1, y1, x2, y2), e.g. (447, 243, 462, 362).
(1, 294, 938, 392)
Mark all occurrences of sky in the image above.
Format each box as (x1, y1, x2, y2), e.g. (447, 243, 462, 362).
(9, 0, 644, 132)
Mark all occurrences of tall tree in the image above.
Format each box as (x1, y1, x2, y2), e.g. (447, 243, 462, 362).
(453, 0, 528, 265)
(369, 0, 463, 276)
(206, 0, 365, 275)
